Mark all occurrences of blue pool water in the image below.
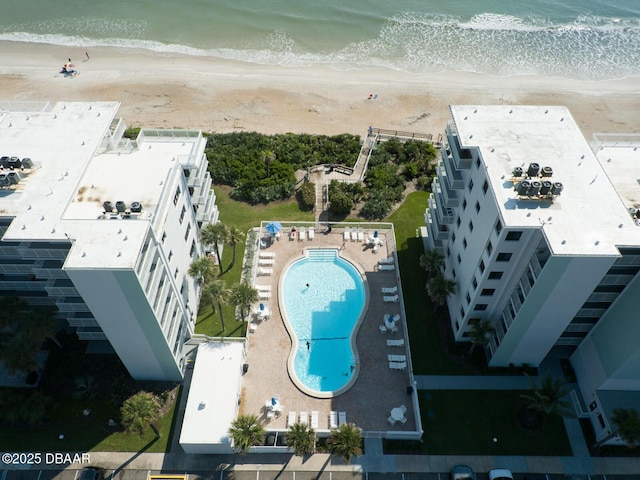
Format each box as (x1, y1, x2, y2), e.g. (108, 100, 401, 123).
(282, 249, 365, 395)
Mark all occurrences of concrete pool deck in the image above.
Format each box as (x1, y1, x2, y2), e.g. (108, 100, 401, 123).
(240, 224, 418, 435)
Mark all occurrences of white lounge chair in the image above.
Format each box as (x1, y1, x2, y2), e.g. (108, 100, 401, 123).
(399, 416, 408, 425)
(259, 257, 275, 265)
(308, 227, 315, 240)
(338, 411, 347, 426)
(329, 411, 338, 429)
(249, 323, 258, 333)
(255, 284, 271, 291)
(351, 228, 358, 242)
(343, 227, 350, 241)
(357, 228, 364, 241)
(379, 325, 388, 334)
(287, 411, 297, 427)
(299, 411, 308, 425)
(400, 404, 407, 413)
(311, 411, 319, 429)
(299, 226, 306, 241)
(381, 286, 398, 294)
(386, 339, 405, 347)
(379, 256, 394, 265)
(388, 415, 396, 425)
(383, 294, 399, 303)
(388, 354, 407, 362)
(389, 361, 407, 370)
(259, 291, 271, 299)
(258, 267, 272, 276)
(259, 252, 276, 259)
(378, 264, 396, 271)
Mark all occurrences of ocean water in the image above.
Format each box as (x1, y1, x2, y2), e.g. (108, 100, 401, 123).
(1, 0, 639, 80)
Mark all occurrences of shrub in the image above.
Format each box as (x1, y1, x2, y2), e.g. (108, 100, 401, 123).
(297, 182, 316, 211)
(329, 191, 353, 215)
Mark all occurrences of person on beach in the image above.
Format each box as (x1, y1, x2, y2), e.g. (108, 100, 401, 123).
(85, 51, 90, 61)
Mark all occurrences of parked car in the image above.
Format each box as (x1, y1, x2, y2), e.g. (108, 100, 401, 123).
(450, 465, 476, 480)
(79, 467, 105, 480)
(488, 469, 514, 480)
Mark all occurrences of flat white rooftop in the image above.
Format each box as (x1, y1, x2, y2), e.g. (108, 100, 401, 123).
(451, 105, 640, 256)
(0, 101, 203, 269)
(180, 341, 244, 453)
(593, 134, 640, 226)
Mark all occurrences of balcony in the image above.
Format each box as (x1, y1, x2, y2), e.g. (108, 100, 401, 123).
(439, 157, 465, 190)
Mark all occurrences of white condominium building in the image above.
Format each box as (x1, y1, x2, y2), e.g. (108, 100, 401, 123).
(425, 106, 640, 442)
(0, 101, 218, 381)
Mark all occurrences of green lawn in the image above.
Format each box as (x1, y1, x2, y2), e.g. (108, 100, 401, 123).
(387, 191, 468, 375)
(418, 390, 572, 455)
(0, 387, 180, 452)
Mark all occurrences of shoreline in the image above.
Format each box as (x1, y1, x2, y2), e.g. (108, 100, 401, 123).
(2, 40, 639, 138)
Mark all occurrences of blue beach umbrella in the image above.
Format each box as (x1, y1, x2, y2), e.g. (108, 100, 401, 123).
(265, 221, 282, 235)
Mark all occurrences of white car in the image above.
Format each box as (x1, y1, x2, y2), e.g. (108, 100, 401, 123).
(488, 469, 514, 480)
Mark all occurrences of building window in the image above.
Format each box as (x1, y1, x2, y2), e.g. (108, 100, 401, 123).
(475, 201, 481, 213)
(486, 241, 493, 256)
(479, 260, 485, 273)
(460, 306, 465, 319)
(483, 179, 489, 194)
(173, 187, 181, 206)
(452, 268, 456, 279)
(456, 217, 461, 228)
(168, 251, 173, 262)
(468, 179, 474, 192)
(184, 223, 191, 241)
(472, 277, 478, 289)
(469, 220, 474, 232)
(495, 219, 502, 235)
(452, 232, 456, 243)
(506, 231, 523, 241)
(463, 198, 467, 210)
(447, 247, 451, 258)
(463, 238, 468, 249)
(457, 253, 462, 264)
(466, 292, 471, 304)
(179, 206, 186, 224)
(190, 240, 196, 259)
(161, 232, 167, 243)
(474, 304, 488, 311)
(488, 271, 503, 280)
(174, 268, 179, 278)
(476, 158, 481, 169)
(497, 252, 512, 262)
(481, 288, 495, 296)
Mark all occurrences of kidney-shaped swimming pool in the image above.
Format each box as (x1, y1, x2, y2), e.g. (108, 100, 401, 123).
(281, 248, 367, 398)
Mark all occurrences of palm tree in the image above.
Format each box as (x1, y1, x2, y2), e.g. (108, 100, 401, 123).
(287, 422, 316, 456)
(226, 226, 245, 272)
(426, 273, 456, 310)
(468, 320, 495, 355)
(188, 256, 215, 286)
(230, 282, 259, 321)
(419, 249, 444, 277)
(202, 279, 230, 332)
(262, 150, 276, 177)
(201, 222, 229, 276)
(328, 423, 363, 464)
(521, 373, 574, 418)
(120, 391, 161, 436)
(228, 414, 265, 454)
(594, 408, 640, 448)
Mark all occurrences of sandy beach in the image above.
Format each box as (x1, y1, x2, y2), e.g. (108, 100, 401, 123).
(2, 41, 639, 138)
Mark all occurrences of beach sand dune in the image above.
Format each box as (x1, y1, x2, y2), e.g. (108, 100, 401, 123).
(2, 42, 639, 138)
